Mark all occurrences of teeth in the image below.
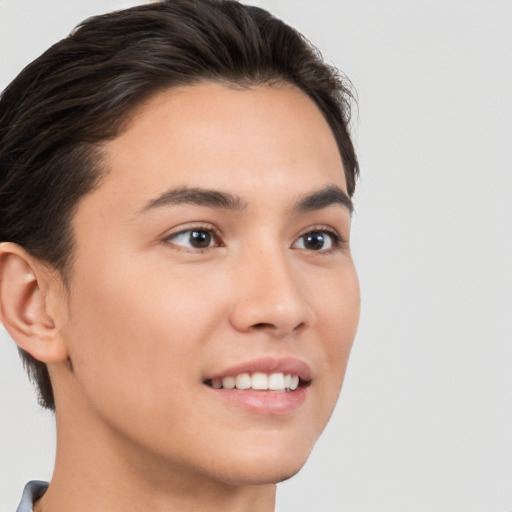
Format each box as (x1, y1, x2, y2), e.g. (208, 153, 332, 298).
(211, 372, 302, 391)
(235, 373, 251, 390)
(268, 372, 285, 390)
(222, 376, 236, 390)
(252, 372, 268, 390)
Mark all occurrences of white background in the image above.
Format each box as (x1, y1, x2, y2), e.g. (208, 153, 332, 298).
(1, 1, 511, 511)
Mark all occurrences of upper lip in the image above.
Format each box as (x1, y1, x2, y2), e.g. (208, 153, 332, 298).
(206, 357, 312, 382)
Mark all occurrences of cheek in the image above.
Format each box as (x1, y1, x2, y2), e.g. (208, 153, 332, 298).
(61, 273, 216, 456)
(312, 263, 360, 396)
(63, 257, 229, 405)
(314, 261, 360, 342)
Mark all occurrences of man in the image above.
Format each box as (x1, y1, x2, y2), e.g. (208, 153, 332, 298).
(0, 1, 360, 510)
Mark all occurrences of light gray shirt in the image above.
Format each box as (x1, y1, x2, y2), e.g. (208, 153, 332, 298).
(16, 481, 48, 512)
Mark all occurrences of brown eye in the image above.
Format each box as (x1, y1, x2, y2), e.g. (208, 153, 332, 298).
(293, 230, 339, 251)
(189, 230, 212, 248)
(167, 229, 217, 249)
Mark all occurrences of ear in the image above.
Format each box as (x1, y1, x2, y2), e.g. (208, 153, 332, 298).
(0, 242, 68, 363)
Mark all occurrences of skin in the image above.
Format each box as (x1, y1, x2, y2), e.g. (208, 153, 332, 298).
(0, 83, 359, 512)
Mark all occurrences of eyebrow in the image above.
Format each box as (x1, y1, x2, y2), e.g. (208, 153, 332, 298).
(141, 187, 247, 212)
(293, 185, 354, 215)
(141, 184, 353, 215)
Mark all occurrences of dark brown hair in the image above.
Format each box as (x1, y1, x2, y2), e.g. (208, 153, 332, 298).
(0, 0, 358, 410)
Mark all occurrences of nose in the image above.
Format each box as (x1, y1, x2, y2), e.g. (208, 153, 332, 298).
(228, 246, 315, 338)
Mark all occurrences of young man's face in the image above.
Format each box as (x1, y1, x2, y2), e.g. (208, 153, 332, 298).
(54, 83, 360, 485)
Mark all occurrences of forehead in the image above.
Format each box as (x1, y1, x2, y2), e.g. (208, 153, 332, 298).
(83, 83, 347, 216)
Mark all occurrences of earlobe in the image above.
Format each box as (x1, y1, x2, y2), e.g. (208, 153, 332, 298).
(0, 242, 68, 363)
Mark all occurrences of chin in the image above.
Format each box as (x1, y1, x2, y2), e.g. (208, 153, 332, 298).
(213, 462, 306, 487)
(206, 444, 312, 486)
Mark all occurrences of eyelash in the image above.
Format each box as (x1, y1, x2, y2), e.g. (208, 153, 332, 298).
(163, 224, 344, 253)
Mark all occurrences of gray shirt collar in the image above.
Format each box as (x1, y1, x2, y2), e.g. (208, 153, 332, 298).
(16, 481, 49, 512)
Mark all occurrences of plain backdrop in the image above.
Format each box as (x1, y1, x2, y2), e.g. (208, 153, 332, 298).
(1, 1, 511, 511)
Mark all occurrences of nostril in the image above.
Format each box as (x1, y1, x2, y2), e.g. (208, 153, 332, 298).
(294, 322, 306, 333)
(252, 322, 274, 330)
(250, 320, 307, 336)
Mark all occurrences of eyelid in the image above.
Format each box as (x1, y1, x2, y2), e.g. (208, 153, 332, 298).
(296, 224, 345, 243)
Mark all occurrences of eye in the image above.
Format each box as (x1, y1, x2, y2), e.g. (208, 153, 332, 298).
(166, 228, 220, 250)
(292, 230, 340, 252)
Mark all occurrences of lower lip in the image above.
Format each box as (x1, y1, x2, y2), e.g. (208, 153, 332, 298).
(205, 385, 309, 415)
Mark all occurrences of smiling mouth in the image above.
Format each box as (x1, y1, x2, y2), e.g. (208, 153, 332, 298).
(204, 372, 311, 393)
